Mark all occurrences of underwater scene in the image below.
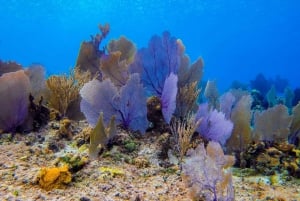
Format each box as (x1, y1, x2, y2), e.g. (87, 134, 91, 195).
(0, 0, 300, 200)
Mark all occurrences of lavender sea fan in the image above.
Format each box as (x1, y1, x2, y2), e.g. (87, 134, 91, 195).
(0, 70, 31, 132)
(196, 103, 233, 145)
(182, 141, 235, 201)
(114, 73, 148, 132)
(80, 73, 148, 133)
(161, 73, 178, 123)
(130, 31, 181, 96)
(80, 79, 118, 127)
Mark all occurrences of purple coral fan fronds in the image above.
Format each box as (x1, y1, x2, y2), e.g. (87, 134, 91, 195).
(129, 31, 181, 96)
(196, 103, 233, 145)
(220, 92, 236, 119)
(161, 73, 178, 123)
(80, 79, 118, 127)
(115, 73, 148, 132)
(0, 70, 30, 132)
(80, 74, 148, 133)
(182, 141, 235, 201)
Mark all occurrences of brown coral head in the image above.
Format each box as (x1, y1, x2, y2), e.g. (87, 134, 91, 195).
(147, 96, 162, 112)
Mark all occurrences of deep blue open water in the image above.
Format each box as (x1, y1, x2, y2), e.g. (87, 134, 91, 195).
(0, 0, 299, 91)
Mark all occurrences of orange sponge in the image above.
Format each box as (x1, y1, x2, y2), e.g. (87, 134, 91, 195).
(37, 165, 72, 190)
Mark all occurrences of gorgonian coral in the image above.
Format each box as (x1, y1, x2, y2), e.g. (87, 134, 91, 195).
(182, 141, 235, 201)
(196, 103, 233, 146)
(80, 73, 148, 133)
(0, 70, 30, 132)
(130, 31, 182, 96)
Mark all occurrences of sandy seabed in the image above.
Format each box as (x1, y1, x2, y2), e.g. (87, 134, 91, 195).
(0, 122, 299, 201)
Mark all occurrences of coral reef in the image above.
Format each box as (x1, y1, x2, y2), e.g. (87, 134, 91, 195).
(240, 141, 300, 178)
(2, 24, 300, 201)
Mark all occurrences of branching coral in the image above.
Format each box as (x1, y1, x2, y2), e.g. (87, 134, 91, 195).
(175, 81, 200, 119)
(171, 114, 201, 160)
(46, 72, 80, 116)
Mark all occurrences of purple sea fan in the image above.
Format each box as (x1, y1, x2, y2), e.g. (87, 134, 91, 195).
(80, 79, 118, 127)
(182, 141, 235, 201)
(196, 103, 233, 145)
(114, 73, 148, 132)
(161, 73, 178, 123)
(220, 91, 236, 119)
(0, 70, 31, 132)
(129, 31, 181, 96)
(80, 74, 148, 133)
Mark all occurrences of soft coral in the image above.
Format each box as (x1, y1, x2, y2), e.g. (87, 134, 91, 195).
(0, 70, 30, 133)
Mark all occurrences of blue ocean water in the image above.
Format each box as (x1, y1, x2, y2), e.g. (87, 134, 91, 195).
(0, 0, 299, 91)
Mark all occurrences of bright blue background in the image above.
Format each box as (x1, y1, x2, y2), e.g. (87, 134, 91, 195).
(0, 0, 299, 91)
